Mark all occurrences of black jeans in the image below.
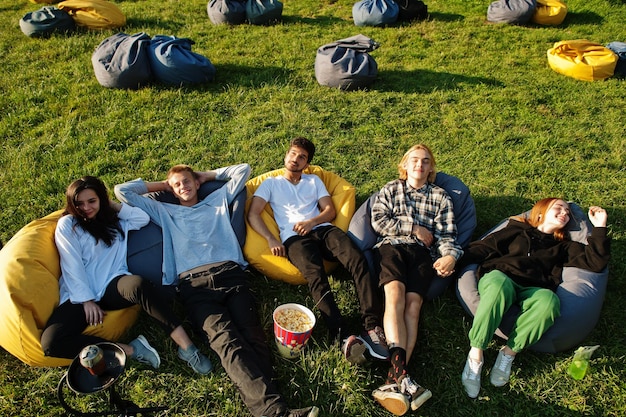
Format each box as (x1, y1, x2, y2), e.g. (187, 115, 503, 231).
(285, 225, 382, 335)
(177, 266, 288, 417)
(41, 275, 181, 359)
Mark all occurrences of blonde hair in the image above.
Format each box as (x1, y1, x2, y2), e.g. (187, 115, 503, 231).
(398, 144, 437, 183)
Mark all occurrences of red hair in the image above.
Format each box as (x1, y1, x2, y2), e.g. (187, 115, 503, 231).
(517, 198, 569, 241)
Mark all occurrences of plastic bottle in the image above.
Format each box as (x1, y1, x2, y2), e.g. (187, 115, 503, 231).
(567, 345, 600, 380)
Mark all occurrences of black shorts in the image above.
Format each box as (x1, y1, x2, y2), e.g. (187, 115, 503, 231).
(374, 243, 435, 296)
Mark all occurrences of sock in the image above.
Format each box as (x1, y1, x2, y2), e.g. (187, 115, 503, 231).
(389, 347, 407, 383)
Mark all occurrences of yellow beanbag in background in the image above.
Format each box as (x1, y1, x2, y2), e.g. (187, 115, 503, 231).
(547, 40, 618, 81)
(244, 165, 356, 285)
(0, 210, 139, 367)
(58, 0, 126, 30)
(532, 0, 567, 25)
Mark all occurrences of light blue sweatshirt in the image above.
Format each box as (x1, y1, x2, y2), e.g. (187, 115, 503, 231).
(114, 164, 251, 285)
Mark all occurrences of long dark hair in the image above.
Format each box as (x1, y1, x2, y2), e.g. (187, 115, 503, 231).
(64, 176, 123, 246)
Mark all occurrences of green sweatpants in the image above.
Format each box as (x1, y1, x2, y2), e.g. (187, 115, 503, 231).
(468, 270, 561, 352)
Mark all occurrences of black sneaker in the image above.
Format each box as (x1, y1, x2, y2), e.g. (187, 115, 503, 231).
(359, 326, 389, 360)
(397, 375, 432, 411)
(286, 406, 319, 417)
(342, 335, 367, 365)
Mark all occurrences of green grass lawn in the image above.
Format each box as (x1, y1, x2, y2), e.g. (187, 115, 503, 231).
(1, 0, 625, 415)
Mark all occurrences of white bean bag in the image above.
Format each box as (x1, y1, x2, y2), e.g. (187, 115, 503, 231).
(456, 203, 608, 353)
(347, 172, 476, 300)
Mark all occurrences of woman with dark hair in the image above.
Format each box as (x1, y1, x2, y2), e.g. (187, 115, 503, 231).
(461, 198, 610, 398)
(41, 176, 213, 374)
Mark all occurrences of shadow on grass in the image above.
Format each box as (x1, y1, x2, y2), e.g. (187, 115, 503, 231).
(373, 69, 504, 93)
(427, 11, 466, 22)
(563, 11, 605, 25)
(471, 195, 533, 237)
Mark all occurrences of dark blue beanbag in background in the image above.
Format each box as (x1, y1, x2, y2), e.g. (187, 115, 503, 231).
(92, 32, 152, 89)
(148, 35, 216, 86)
(246, 0, 283, 25)
(208, 0, 247, 25)
(353, 0, 399, 27)
(487, 0, 536, 24)
(19, 6, 75, 38)
(315, 34, 380, 91)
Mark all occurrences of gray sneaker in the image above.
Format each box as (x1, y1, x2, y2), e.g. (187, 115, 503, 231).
(178, 345, 213, 375)
(359, 326, 389, 360)
(373, 383, 410, 416)
(397, 375, 432, 411)
(461, 355, 482, 398)
(342, 335, 367, 365)
(490, 347, 515, 387)
(286, 406, 319, 417)
(129, 335, 161, 369)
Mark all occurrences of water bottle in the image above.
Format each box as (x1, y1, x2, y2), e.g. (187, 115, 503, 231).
(567, 345, 600, 380)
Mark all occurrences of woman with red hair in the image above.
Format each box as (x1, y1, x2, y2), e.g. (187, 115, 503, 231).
(461, 198, 610, 398)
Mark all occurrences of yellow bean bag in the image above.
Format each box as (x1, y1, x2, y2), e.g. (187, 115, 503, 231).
(0, 210, 139, 367)
(58, 0, 126, 30)
(29, 0, 56, 4)
(532, 0, 567, 25)
(547, 40, 618, 81)
(244, 165, 356, 285)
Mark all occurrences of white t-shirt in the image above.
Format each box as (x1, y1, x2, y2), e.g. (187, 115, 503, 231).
(254, 174, 331, 242)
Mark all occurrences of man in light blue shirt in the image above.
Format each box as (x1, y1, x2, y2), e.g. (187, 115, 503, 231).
(115, 164, 318, 417)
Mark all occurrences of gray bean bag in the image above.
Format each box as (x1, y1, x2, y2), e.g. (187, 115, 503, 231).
(353, 0, 399, 27)
(19, 6, 75, 38)
(126, 180, 247, 287)
(606, 42, 626, 78)
(347, 172, 476, 300)
(91, 32, 152, 89)
(245, 0, 283, 25)
(315, 34, 380, 91)
(207, 0, 247, 25)
(456, 203, 608, 353)
(148, 35, 216, 87)
(486, 0, 536, 24)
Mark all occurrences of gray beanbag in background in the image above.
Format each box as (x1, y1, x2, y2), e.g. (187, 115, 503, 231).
(148, 35, 216, 86)
(246, 0, 283, 25)
(456, 203, 609, 353)
(487, 0, 536, 24)
(92, 32, 152, 89)
(353, 0, 399, 27)
(606, 42, 626, 78)
(315, 34, 380, 91)
(207, 0, 247, 25)
(19, 6, 75, 38)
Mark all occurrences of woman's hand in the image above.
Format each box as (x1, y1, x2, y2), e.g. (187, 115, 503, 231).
(588, 206, 608, 228)
(83, 300, 105, 326)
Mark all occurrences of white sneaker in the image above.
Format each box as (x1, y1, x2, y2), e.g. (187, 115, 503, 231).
(490, 347, 515, 387)
(372, 383, 410, 416)
(461, 355, 483, 398)
(397, 375, 432, 411)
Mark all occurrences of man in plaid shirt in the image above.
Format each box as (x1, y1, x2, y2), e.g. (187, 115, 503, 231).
(371, 144, 463, 416)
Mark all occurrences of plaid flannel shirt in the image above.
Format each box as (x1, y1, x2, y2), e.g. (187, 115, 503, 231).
(371, 179, 463, 261)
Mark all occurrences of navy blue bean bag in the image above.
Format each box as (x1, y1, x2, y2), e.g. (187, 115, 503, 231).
(347, 172, 476, 300)
(148, 36, 216, 87)
(396, 0, 428, 22)
(246, 0, 283, 25)
(353, 0, 399, 27)
(456, 203, 609, 353)
(126, 180, 246, 287)
(207, 0, 247, 25)
(19, 6, 75, 37)
(92, 32, 152, 89)
(487, 0, 536, 24)
(315, 34, 380, 91)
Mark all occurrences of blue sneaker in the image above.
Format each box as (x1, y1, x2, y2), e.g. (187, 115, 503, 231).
(359, 326, 389, 360)
(129, 335, 160, 369)
(178, 345, 213, 375)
